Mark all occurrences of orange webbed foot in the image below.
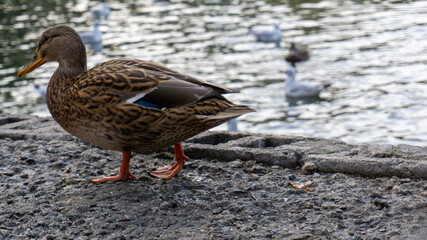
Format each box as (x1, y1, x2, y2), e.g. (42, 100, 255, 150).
(150, 143, 189, 180)
(92, 150, 135, 183)
(92, 172, 135, 183)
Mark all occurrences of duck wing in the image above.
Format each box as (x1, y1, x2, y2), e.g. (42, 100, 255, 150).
(74, 58, 236, 108)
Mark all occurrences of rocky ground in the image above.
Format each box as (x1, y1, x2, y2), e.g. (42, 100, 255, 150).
(0, 115, 426, 239)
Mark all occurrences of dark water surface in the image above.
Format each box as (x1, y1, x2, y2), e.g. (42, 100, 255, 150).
(1, 0, 426, 146)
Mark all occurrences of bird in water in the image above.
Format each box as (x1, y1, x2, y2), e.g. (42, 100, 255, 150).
(79, 19, 102, 53)
(18, 25, 255, 183)
(284, 66, 330, 98)
(284, 42, 310, 67)
(92, 3, 111, 20)
(249, 21, 282, 48)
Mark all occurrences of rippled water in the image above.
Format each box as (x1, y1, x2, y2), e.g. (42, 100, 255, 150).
(1, 0, 426, 146)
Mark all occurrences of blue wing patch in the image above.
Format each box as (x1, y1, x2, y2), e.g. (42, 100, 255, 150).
(135, 100, 162, 109)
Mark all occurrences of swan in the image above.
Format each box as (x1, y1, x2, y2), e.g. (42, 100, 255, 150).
(79, 19, 102, 52)
(250, 21, 282, 48)
(284, 66, 330, 98)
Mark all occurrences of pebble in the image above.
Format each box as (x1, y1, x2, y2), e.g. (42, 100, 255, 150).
(3, 171, 15, 176)
(232, 172, 242, 180)
(244, 160, 256, 168)
(372, 198, 389, 209)
(250, 174, 259, 180)
(230, 160, 243, 168)
(301, 162, 316, 174)
(400, 178, 411, 183)
(19, 173, 29, 179)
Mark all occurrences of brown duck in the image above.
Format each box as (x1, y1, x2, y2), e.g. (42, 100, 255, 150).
(285, 42, 310, 67)
(18, 25, 254, 183)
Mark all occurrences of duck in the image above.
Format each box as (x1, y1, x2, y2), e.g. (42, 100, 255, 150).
(17, 24, 255, 183)
(284, 66, 330, 98)
(249, 21, 282, 48)
(285, 42, 310, 67)
(79, 19, 102, 53)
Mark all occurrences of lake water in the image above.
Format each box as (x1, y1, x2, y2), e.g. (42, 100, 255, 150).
(1, 0, 426, 146)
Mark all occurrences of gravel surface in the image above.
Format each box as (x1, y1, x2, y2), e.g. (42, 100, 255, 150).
(0, 115, 426, 239)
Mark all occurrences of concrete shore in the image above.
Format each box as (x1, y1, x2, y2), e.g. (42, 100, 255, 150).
(0, 114, 426, 239)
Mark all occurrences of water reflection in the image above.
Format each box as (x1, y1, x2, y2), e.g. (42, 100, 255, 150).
(285, 96, 326, 107)
(1, 0, 426, 146)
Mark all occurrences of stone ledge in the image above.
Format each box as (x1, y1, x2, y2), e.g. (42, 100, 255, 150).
(1, 114, 425, 179)
(1, 114, 426, 239)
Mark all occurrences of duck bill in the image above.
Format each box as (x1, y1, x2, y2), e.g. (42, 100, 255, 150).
(17, 54, 46, 77)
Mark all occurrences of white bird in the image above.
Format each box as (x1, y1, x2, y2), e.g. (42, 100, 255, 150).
(250, 21, 282, 48)
(79, 19, 102, 44)
(92, 3, 111, 20)
(284, 66, 330, 98)
(79, 19, 102, 53)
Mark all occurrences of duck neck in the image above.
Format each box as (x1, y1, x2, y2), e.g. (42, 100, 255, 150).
(46, 51, 87, 120)
(289, 43, 297, 54)
(58, 55, 87, 79)
(50, 55, 87, 90)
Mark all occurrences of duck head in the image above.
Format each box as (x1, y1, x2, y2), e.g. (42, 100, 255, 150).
(18, 25, 87, 76)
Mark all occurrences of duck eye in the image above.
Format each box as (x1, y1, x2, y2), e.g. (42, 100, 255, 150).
(38, 35, 52, 49)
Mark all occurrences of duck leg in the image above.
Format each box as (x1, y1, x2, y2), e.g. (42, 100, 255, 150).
(92, 150, 135, 183)
(150, 143, 189, 180)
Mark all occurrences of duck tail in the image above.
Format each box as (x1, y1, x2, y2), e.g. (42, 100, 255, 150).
(208, 105, 255, 120)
